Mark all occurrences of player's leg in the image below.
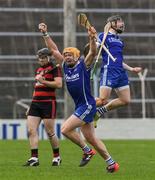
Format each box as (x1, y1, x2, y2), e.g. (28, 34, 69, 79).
(61, 105, 96, 167)
(61, 114, 87, 148)
(94, 86, 130, 128)
(96, 86, 111, 106)
(94, 86, 112, 128)
(41, 100, 61, 166)
(94, 71, 130, 128)
(103, 70, 130, 111)
(81, 123, 119, 173)
(98, 86, 130, 112)
(43, 118, 61, 166)
(105, 86, 130, 111)
(23, 115, 41, 166)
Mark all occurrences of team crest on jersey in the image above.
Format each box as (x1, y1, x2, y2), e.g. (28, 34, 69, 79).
(65, 73, 80, 82)
(109, 37, 123, 44)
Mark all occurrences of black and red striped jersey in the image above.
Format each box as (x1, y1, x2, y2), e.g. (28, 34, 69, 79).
(32, 62, 62, 102)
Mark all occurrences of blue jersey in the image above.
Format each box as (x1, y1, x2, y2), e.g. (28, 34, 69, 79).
(63, 59, 96, 108)
(98, 32, 124, 68)
(98, 32, 129, 89)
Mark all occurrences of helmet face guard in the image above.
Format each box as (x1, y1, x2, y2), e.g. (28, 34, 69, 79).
(107, 15, 125, 34)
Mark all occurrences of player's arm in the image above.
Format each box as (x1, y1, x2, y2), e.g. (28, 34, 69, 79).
(35, 75, 62, 89)
(84, 26, 97, 68)
(123, 62, 142, 73)
(38, 23, 63, 65)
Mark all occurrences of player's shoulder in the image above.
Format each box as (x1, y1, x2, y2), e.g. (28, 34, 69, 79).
(98, 32, 104, 39)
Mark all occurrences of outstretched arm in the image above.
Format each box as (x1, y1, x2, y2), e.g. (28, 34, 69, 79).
(38, 23, 63, 65)
(123, 62, 142, 73)
(84, 26, 97, 68)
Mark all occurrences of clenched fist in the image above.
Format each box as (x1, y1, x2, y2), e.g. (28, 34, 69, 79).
(38, 23, 48, 34)
(88, 26, 97, 39)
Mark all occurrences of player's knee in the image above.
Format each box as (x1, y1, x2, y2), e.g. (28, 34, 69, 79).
(96, 97, 108, 107)
(46, 128, 55, 138)
(47, 131, 55, 138)
(27, 128, 37, 137)
(121, 98, 130, 106)
(61, 126, 67, 136)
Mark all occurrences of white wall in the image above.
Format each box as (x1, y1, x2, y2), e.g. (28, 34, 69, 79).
(0, 119, 155, 140)
(0, 119, 63, 140)
(95, 118, 155, 139)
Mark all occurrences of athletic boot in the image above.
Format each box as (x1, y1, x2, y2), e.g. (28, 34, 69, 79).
(23, 157, 39, 167)
(106, 162, 119, 173)
(79, 149, 96, 167)
(52, 156, 62, 166)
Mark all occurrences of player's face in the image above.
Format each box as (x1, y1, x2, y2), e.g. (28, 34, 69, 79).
(63, 52, 77, 67)
(37, 55, 49, 66)
(116, 19, 125, 33)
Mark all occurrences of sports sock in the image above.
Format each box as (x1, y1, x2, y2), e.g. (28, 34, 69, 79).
(53, 147, 60, 157)
(97, 106, 108, 116)
(82, 145, 91, 154)
(31, 149, 38, 158)
(105, 156, 115, 165)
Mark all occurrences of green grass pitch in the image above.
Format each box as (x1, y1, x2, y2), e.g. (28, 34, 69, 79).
(0, 140, 155, 180)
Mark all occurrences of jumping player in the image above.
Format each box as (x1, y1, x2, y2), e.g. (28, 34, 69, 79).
(38, 22, 119, 173)
(94, 15, 142, 127)
(23, 48, 62, 166)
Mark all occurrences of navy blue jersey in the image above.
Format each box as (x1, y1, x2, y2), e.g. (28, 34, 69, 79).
(98, 32, 129, 88)
(98, 32, 124, 68)
(63, 59, 96, 108)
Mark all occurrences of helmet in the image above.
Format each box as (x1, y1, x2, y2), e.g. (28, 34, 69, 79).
(106, 15, 125, 34)
(37, 48, 51, 57)
(63, 47, 80, 59)
(107, 15, 123, 24)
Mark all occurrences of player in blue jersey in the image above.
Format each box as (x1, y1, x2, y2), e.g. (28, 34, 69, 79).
(38, 22, 119, 173)
(93, 15, 142, 127)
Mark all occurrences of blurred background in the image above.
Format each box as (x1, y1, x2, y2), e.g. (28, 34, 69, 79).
(0, 0, 155, 121)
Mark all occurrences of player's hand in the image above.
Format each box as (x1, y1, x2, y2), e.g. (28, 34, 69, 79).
(88, 26, 97, 39)
(132, 67, 142, 73)
(35, 74, 45, 83)
(38, 23, 47, 33)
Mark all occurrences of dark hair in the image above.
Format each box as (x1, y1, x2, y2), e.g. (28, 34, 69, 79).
(37, 48, 51, 56)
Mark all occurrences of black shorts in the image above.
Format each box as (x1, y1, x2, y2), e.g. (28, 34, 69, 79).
(28, 101, 56, 119)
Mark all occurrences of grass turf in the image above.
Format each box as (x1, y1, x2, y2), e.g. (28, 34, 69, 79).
(0, 140, 155, 180)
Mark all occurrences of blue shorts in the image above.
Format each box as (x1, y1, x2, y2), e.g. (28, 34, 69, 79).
(74, 104, 96, 123)
(100, 66, 129, 89)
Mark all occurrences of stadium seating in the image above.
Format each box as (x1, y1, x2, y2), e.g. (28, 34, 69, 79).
(0, 0, 155, 118)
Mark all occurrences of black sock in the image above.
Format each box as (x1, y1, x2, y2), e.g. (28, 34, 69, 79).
(53, 148, 60, 157)
(31, 149, 38, 158)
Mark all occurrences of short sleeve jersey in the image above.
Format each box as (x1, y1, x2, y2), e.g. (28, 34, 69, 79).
(98, 32, 124, 69)
(63, 59, 95, 108)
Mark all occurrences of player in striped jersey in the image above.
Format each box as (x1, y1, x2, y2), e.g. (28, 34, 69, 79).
(38, 22, 119, 173)
(23, 48, 62, 167)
